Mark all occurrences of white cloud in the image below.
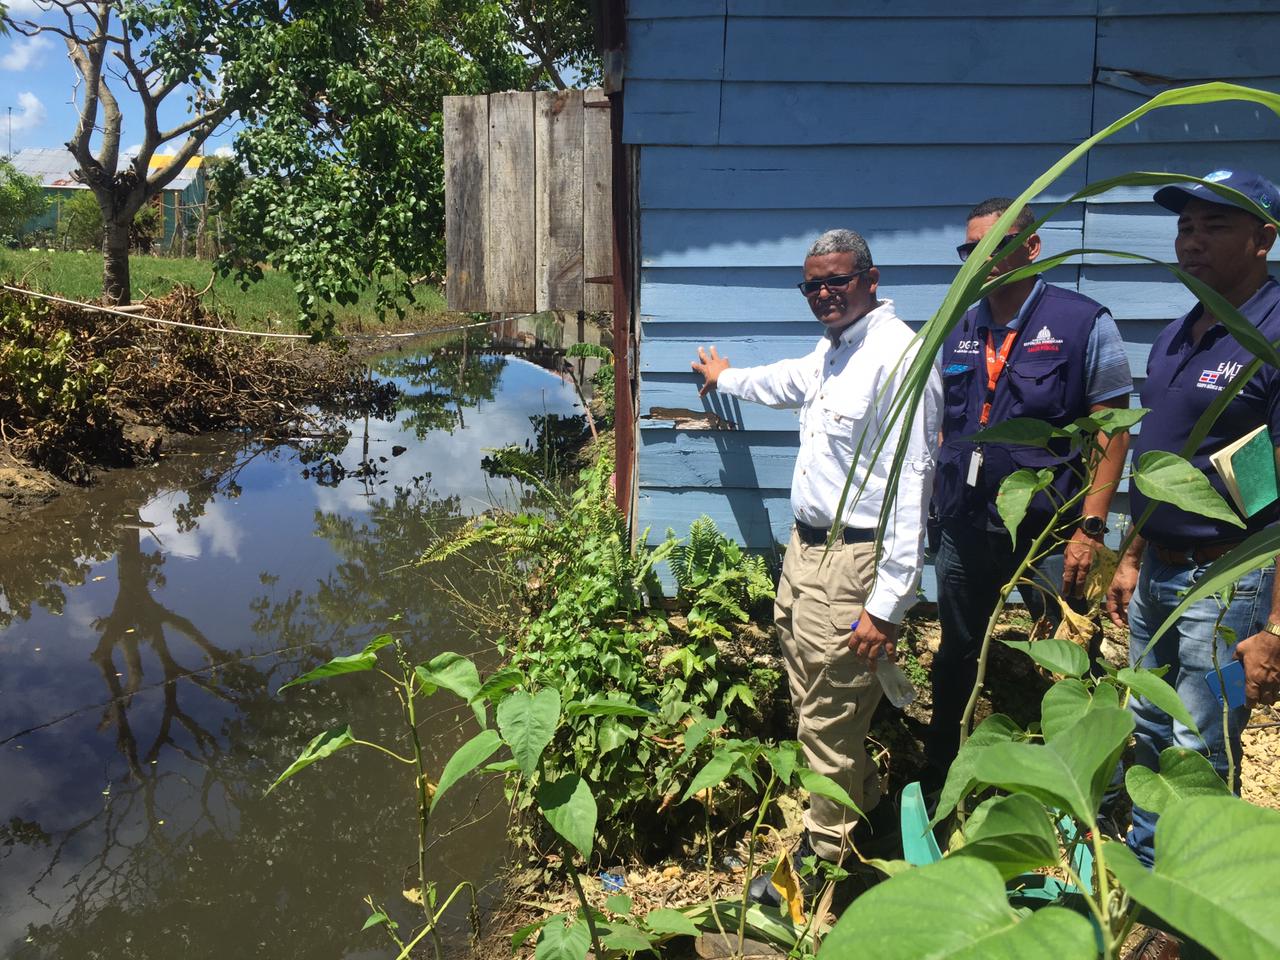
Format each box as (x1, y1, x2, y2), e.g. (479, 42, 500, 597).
(0, 34, 51, 71)
(3, 0, 49, 16)
(7, 91, 46, 133)
(212, 145, 234, 158)
(123, 143, 143, 156)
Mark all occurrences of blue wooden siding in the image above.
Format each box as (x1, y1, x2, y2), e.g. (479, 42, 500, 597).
(625, 2, 1280, 592)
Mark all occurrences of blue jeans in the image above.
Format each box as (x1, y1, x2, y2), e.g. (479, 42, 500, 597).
(1126, 547, 1274, 866)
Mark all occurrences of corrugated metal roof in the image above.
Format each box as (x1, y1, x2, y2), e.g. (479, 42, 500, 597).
(10, 147, 203, 191)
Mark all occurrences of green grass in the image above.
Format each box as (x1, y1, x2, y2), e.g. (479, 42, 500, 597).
(0, 248, 453, 334)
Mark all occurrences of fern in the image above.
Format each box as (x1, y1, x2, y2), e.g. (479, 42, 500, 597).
(565, 342, 614, 362)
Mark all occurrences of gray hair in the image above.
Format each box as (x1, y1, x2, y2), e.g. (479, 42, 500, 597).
(807, 229, 873, 270)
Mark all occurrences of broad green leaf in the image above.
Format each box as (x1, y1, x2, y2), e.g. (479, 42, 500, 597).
(681, 902, 803, 950)
(679, 709, 727, 762)
(967, 418, 1069, 449)
(600, 922, 655, 953)
(1108, 797, 1280, 960)
(817, 857, 1096, 959)
(564, 697, 652, 718)
(266, 725, 356, 794)
(1040, 679, 1091, 741)
(1002, 637, 1089, 678)
(416, 652, 483, 725)
(430, 729, 502, 813)
(361, 911, 393, 931)
(1073, 406, 1149, 437)
(597, 717, 636, 756)
(1117, 667, 1201, 740)
(535, 915, 591, 960)
(644, 908, 701, 938)
(1132, 451, 1244, 528)
(497, 688, 561, 776)
(536, 774, 597, 860)
(277, 634, 393, 692)
(1125, 747, 1230, 816)
(606, 894, 633, 915)
(934, 714, 1023, 823)
(973, 708, 1133, 823)
(1145, 526, 1280, 650)
(765, 742, 801, 787)
(511, 920, 546, 949)
(680, 750, 737, 803)
(472, 667, 524, 705)
(796, 767, 861, 813)
(995, 469, 1055, 545)
(952, 794, 1059, 881)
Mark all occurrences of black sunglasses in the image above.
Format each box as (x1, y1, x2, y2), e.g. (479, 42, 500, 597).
(956, 232, 1026, 262)
(796, 269, 870, 296)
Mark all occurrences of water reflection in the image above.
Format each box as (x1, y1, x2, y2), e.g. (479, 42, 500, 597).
(0, 334, 583, 959)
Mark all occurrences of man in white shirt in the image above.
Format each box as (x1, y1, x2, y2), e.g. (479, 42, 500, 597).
(691, 228, 942, 869)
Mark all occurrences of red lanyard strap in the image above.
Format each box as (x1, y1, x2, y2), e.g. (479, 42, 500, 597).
(979, 329, 1019, 427)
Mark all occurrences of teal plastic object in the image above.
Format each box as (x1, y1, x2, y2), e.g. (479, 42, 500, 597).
(899, 781, 942, 866)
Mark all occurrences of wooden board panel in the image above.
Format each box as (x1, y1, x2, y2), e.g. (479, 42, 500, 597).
(583, 89, 613, 312)
(729, 0, 1094, 14)
(1100, 1, 1277, 12)
(638, 264, 1083, 325)
(1092, 78, 1280, 143)
(719, 83, 1093, 145)
(638, 145, 1090, 209)
(622, 80, 721, 145)
(627, 17, 726, 80)
(1097, 15, 1280, 79)
(724, 17, 1094, 85)
(1086, 142, 1280, 202)
(636, 488, 794, 550)
(638, 376, 805, 432)
(640, 207, 1084, 268)
(535, 90, 584, 311)
(444, 95, 488, 311)
(487, 92, 536, 311)
(639, 430, 799, 489)
(628, 0, 725, 16)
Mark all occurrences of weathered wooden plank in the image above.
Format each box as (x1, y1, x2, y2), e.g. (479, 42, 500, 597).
(1097, 15, 1280, 79)
(636, 488, 794, 551)
(444, 95, 488, 311)
(639, 430, 799, 490)
(638, 264, 1083, 324)
(628, 0, 725, 17)
(724, 17, 1095, 85)
(729, 0, 1095, 14)
(719, 83, 1093, 145)
(583, 89, 613, 313)
(640, 207, 1084, 268)
(622, 80, 721, 146)
(1086, 142, 1280, 202)
(1092, 78, 1280, 143)
(1083, 204, 1280, 263)
(638, 145, 1090, 209)
(627, 17, 726, 80)
(487, 91, 536, 312)
(1100, 0, 1277, 12)
(1079, 270, 1202, 327)
(535, 90, 584, 311)
(638, 375, 804, 432)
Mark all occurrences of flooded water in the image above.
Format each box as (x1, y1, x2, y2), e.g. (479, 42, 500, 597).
(0, 324, 600, 959)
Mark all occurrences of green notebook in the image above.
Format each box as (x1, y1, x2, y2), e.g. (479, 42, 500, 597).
(1210, 425, 1280, 518)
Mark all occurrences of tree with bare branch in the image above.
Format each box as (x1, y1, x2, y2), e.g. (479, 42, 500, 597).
(2, 0, 241, 303)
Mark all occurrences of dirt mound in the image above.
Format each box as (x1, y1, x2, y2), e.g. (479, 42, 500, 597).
(0, 286, 393, 498)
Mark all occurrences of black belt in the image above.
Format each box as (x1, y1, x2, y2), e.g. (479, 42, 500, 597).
(1149, 540, 1243, 567)
(794, 519, 875, 546)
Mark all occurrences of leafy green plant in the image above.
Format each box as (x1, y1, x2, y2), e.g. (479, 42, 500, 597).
(0, 158, 47, 244)
(669, 514, 774, 641)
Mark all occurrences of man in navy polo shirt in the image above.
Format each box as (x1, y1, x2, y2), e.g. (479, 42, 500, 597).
(926, 198, 1133, 782)
(1106, 169, 1280, 870)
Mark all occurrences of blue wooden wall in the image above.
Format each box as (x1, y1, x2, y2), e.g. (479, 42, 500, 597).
(624, 1, 1280, 592)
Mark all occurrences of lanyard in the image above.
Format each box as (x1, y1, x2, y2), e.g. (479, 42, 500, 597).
(979, 329, 1019, 427)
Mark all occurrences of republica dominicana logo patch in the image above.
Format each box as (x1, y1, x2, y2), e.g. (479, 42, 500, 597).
(1025, 325, 1064, 353)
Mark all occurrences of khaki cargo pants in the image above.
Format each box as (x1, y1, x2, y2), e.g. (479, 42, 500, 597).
(775, 528, 883, 863)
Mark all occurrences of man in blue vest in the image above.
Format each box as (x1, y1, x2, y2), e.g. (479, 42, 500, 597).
(1106, 170, 1280, 878)
(925, 198, 1133, 784)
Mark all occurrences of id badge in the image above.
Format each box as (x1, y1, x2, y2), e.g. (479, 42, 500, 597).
(965, 447, 983, 488)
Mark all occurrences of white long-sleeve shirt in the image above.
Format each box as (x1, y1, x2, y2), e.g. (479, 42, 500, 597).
(716, 299, 942, 623)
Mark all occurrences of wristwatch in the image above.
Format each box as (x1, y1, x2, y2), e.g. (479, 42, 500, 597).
(1263, 622, 1280, 638)
(1080, 515, 1108, 538)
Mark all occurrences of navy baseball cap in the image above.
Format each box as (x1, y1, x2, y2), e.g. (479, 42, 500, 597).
(1153, 168, 1280, 221)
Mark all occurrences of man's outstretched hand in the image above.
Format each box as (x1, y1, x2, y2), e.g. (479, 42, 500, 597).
(691, 345, 730, 398)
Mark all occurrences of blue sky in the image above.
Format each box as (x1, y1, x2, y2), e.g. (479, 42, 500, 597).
(2, 0, 237, 162)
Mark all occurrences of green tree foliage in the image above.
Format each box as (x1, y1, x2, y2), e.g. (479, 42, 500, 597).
(214, 0, 598, 332)
(0, 158, 47, 243)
